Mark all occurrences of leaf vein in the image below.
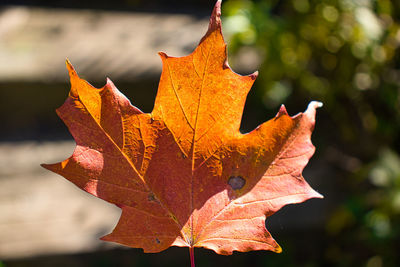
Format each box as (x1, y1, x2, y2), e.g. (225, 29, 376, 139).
(76, 96, 185, 235)
(165, 60, 194, 130)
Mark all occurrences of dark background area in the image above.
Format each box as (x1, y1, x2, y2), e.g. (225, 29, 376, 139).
(1, 0, 399, 266)
(1, 0, 213, 13)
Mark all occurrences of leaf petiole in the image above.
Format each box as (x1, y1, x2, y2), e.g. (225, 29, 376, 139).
(190, 246, 195, 267)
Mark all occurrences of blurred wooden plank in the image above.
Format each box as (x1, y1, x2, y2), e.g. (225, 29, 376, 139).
(0, 141, 122, 259)
(0, 6, 208, 83)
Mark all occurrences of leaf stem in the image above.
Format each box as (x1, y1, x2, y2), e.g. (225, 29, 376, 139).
(190, 246, 195, 267)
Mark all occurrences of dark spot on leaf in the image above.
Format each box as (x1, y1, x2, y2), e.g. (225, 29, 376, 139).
(148, 193, 156, 202)
(155, 238, 160, 244)
(169, 214, 178, 222)
(228, 176, 246, 190)
(181, 152, 187, 159)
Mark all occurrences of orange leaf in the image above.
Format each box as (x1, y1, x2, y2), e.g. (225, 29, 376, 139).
(42, 1, 322, 255)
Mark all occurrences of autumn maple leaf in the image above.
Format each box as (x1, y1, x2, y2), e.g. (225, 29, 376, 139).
(42, 0, 322, 259)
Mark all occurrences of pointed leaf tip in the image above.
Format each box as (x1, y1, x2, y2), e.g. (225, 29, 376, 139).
(65, 59, 77, 78)
(158, 51, 169, 59)
(305, 101, 323, 119)
(275, 244, 283, 253)
(105, 77, 115, 90)
(65, 59, 73, 71)
(249, 71, 258, 80)
(276, 105, 288, 117)
(206, 0, 222, 35)
(309, 101, 323, 109)
(40, 162, 58, 173)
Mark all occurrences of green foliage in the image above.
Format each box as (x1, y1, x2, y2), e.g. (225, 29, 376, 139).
(224, 0, 400, 265)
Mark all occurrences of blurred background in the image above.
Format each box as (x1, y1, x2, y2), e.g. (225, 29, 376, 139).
(0, 0, 399, 266)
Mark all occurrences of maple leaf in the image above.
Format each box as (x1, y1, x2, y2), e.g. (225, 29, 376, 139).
(42, 0, 322, 256)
